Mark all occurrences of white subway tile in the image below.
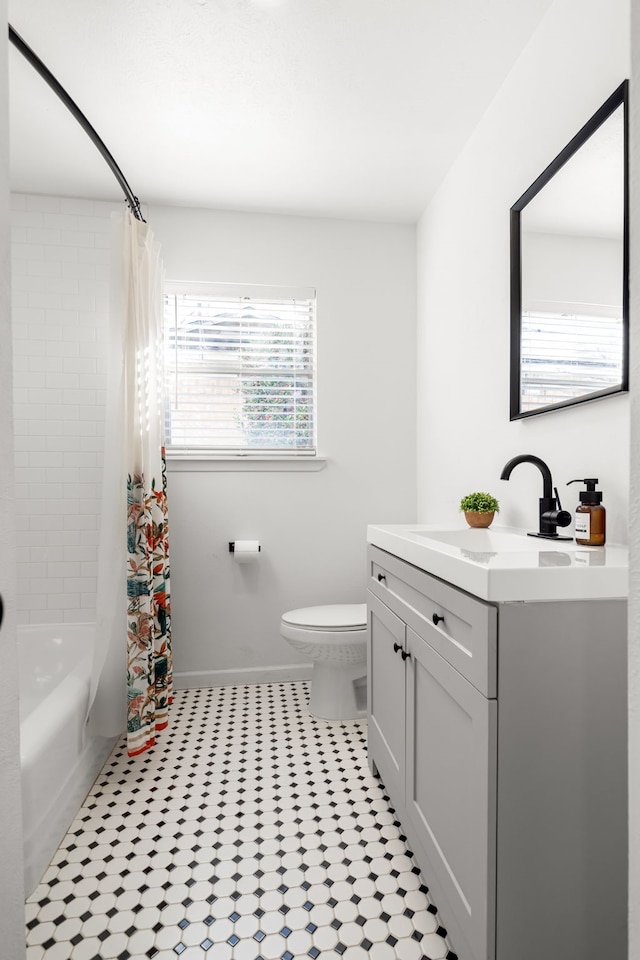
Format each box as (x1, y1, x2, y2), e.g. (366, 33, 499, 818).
(77, 247, 107, 265)
(62, 294, 96, 312)
(29, 388, 63, 405)
(44, 244, 79, 263)
(12, 242, 45, 261)
(64, 577, 96, 594)
(29, 356, 63, 373)
(52, 498, 79, 515)
(60, 197, 95, 215)
(47, 561, 82, 579)
(60, 231, 94, 248)
(28, 291, 63, 310)
(64, 608, 94, 623)
(63, 452, 98, 467)
(45, 278, 80, 295)
(11, 258, 27, 276)
(30, 577, 64, 594)
(63, 514, 98, 530)
(27, 259, 62, 278)
(18, 561, 47, 579)
(26, 196, 61, 213)
(63, 325, 95, 342)
(46, 436, 80, 452)
(46, 372, 79, 390)
(43, 467, 79, 485)
(16, 466, 47, 484)
(28, 323, 63, 341)
(27, 228, 61, 246)
(13, 274, 47, 293)
(61, 261, 96, 281)
(78, 499, 101, 516)
(43, 213, 80, 231)
(62, 421, 96, 436)
(12, 355, 29, 373)
(79, 530, 99, 546)
(63, 546, 96, 562)
(13, 211, 45, 229)
(29, 611, 59, 624)
(48, 593, 81, 610)
(46, 530, 81, 546)
(11, 193, 26, 211)
(29, 452, 64, 467)
(30, 483, 63, 500)
(30, 546, 64, 562)
(46, 339, 80, 358)
(13, 306, 45, 324)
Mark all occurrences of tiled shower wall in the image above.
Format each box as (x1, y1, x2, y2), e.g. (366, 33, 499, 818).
(11, 194, 117, 625)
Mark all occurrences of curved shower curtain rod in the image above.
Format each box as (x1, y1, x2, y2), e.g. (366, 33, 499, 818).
(8, 24, 145, 222)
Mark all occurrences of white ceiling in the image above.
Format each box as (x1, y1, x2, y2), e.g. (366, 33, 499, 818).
(8, 0, 554, 223)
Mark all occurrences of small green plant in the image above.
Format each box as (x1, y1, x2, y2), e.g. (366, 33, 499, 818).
(459, 492, 500, 514)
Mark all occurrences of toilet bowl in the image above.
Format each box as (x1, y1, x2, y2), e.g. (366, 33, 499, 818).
(281, 603, 367, 721)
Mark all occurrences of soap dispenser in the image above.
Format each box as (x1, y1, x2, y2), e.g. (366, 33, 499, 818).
(567, 478, 606, 546)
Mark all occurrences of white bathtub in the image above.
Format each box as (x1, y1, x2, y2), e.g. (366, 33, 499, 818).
(18, 623, 117, 896)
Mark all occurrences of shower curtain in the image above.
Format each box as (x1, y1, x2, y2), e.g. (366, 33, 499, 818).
(91, 211, 172, 757)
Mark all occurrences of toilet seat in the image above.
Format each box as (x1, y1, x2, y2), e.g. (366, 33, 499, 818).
(281, 603, 367, 631)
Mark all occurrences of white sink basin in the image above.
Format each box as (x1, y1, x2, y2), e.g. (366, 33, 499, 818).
(412, 528, 570, 552)
(367, 523, 628, 602)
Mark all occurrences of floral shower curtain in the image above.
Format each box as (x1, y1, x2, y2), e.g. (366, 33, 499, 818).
(122, 213, 172, 757)
(92, 211, 171, 757)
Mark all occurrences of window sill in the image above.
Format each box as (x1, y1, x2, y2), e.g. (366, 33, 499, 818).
(165, 456, 327, 473)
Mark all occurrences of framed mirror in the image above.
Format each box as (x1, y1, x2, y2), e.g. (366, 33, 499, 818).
(510, 81, 628, 420)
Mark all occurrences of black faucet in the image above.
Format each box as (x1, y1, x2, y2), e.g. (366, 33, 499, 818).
(500, 454, 572, 540)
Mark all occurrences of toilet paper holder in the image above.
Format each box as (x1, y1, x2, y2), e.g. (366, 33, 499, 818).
(228, 541, 261, 553)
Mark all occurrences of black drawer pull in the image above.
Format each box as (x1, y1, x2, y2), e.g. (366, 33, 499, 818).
(432, 613, 445, 626)
(401, 650, 411, 661)
(377, 573, 386, 583)
(393, 642, 402, 653)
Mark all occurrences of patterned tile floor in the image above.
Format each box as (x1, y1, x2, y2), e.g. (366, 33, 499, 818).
(25, 681, 458, 960)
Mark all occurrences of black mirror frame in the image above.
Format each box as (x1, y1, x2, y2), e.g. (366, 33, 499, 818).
(509, 80, 629, 420)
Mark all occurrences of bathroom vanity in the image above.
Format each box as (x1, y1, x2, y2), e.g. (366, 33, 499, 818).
(366, 524, 628, 960)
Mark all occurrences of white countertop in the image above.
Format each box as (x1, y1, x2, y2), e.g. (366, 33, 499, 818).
(367, 524, 629, 602)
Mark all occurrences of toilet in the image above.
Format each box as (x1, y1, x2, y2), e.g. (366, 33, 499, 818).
(280, 603, 368, 720)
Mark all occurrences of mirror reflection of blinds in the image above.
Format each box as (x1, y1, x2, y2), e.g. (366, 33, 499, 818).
(520, 310, 623, 412)
(164, 290, 316, 455)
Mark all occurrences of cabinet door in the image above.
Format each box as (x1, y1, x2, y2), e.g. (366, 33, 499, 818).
(367, 591, 406, 810)
(405, 627, 497, 960)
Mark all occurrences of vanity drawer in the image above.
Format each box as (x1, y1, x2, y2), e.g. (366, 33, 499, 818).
(368, 544, 497, 698)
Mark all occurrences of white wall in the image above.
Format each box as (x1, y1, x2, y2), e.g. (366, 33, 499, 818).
(628, 0, 640, 953)
(11, 195, 116, 624)
(0, 3, 27, 953)
(416, 0, 630, 543)
(149, 206, 416, 684)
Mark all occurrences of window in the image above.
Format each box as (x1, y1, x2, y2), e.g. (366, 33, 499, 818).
(164, 283, 316, 457)
(520, 308, 623, 412)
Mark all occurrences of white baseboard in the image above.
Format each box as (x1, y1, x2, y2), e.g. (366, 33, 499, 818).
(173, 663, 313, 690)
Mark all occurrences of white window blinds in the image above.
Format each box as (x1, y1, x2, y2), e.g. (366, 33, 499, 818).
(164, 283, 316, 456)
(520, 309, 623, 412)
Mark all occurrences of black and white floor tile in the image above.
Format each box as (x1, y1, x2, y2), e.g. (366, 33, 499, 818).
(25, 681, 458, 960)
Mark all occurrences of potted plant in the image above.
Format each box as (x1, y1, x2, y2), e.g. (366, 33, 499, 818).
(459, 491, 499, 529)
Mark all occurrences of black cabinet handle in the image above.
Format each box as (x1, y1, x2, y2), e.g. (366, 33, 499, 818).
(393, 642, 402, 653)
(401, 650, 411, 661)
(432, 613, 444, 626)
(377, 573, 386, 583)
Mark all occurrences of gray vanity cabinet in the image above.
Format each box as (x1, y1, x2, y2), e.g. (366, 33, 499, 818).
(366, 543, 627, 960)
(368, 592, 406, 805)
(405, 625, 496, 960)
